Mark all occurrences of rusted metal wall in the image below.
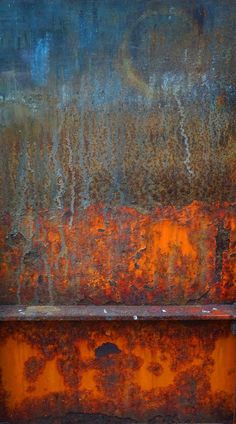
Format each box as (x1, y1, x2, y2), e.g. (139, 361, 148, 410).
(0, 0, 236, 306)
(0, 321, 236, 423)
(0, 0, 235, 422)
(1, 204, 236, 305)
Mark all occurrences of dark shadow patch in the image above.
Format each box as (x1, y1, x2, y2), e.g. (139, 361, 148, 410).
(95, 342, 121, 359)
(193, 5, 207, 35)
(23, 249, 40, 265)
(6, 231, 26, 247)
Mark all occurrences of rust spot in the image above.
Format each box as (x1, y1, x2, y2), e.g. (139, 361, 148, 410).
(57, 356, 80, 388)
(147, 362, 163, 377)
(216, 92, 227, 108)
(24, 356, 45, 383)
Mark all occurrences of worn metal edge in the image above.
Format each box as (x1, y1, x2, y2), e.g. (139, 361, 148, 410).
(0, 304, 235, 321)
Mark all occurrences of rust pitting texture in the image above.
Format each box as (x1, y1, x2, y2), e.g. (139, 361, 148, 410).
(0, 2, 235, 423)
(214, 221, 230, 283)
(0, 0, 236, 307)
(0, 203, 235, 305)
(24, 356, 46, 383)
(0, 321, 235, 423)
(1, 2, 236, 213)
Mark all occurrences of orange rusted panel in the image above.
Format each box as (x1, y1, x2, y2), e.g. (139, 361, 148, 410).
(0, 0, 236, 422)
(1, 202, 235, 305)
(0, 321, 236, 423)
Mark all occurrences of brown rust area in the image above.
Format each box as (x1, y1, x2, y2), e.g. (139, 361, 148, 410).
(0, 320, 235, 423)
(0, 202, 235, 305)
(214, 221, 230, 282)
(16, 413, 141, 423)
(1, 104, 236, 214)
(24, 356, 46, 383)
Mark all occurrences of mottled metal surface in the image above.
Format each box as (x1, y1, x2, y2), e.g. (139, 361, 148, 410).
(0, 2, 236, 422)
(0, 0, 236, 306)
(1, 203, 235, 305)
(0, 321, 235, 423)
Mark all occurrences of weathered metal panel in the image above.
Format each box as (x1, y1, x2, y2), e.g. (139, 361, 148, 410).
(0, 0, 236, 306)
(0, 0, 236, 423)
(1, 203, 236, 305)
(0, 321, 235, 423)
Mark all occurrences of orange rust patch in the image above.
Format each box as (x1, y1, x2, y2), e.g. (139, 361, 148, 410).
(0, 321, 235, 422)
(0, 202, 235, 305)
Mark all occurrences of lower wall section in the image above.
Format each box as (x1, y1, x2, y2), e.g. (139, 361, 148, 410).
(0, 320, 235, 423)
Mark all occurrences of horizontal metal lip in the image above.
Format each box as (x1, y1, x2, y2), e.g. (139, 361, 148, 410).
(0, 304, 235, 321)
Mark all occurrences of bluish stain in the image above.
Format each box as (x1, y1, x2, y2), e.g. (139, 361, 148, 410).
(0, 0, 235, 106)
(30, 36, 50, 86)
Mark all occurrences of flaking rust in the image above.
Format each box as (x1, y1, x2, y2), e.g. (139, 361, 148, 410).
(0, 0, 236, 423)
(0, 202, 235, 305)
(0, 0, 236, 307)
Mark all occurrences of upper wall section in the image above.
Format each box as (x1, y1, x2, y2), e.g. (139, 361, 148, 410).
(0, 0, 235, 305)
(0, 0, 236, 212)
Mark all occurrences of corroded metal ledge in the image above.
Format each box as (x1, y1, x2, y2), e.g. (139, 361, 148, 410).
(0, 304, 235, 321)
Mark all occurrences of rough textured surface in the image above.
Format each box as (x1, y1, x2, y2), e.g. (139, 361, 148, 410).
(0, 2, 236, 422)
(0, 0, 236, 209)
(0, 203, 235, 305)
(0, 0, 236, 306)
(0, 321, 235, 423)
